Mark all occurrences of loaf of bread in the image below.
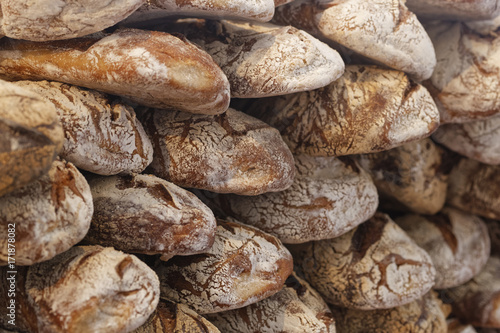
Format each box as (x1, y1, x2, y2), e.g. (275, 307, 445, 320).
(0, 159, 93, 266)
(140, 108, 295, 195)
(395, 207, 490, 289)
(424, 21, 500, 123)
(155, 220, 293, 314)
(0, 29, 230, 115)
(162, 19, 344, 98)
(241, 65, 439, 157)
(406, 0, 500, 21)
(0, 79, 63, 197)
(290, 213, 436, 310)
(14, 80, 154, 175)
(84, 173, 216, 261)
(356, 138, 448, 215)
(331, 292, 449, 333)
(273, 0, 437, 81)
(133, 300, 220, 333)
(206, 272, 335, 333)
(0, 246, 160, 333)
(0, 0, 144, 41)
(212, 155, 378, 244)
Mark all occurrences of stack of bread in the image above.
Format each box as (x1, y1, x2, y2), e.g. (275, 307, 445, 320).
(0, 0, 499, 332)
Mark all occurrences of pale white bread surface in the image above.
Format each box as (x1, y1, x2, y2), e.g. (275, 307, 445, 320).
(406, 0, 500, 21)
(0, 79, 64, 197)
(155, 220, 293, 314)
(0, 246, 160, 333)
(425, 21, 500, 123)
(356, 138, 448, 215)
(443, 256, 500, 328)
(13, 80, 153, 175)
(0, 160, 93, 266)
(206, 272, 335, 333)
(273, 0, 436, 81)
(466, 13, 500, 34)
(141, 108, 295, 195)
(165, 19, 344, 98)
(395, 207, 491, 289)
(122, 0, 275, 24)
(290, 213, 436, 310)
(215, 155, 378, 244)
(0, 29, 230, 115)
(85, 173, 217, 260)
(133, 300, 221, 333)
(0, 0, 145, 41)
(447, 157, 500, 220)
(330, 292, 449, 333)
(243, 65, 439, 157)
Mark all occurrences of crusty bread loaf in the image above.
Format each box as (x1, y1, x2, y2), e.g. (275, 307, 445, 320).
(14, 80, 153, 175)
(162, 19, 344, 98)
(155, 219, 293, 314)
(241, 65, 439, 157)
(0, 79, 63, 197)
(356, 138, 448, 215)
(395, 207, 491, 289)
(84, 173, 216, 261)
(331, 292, 449, 333)
(133, 300, 220, 333)
(273, 0, 437, 81)
(290, 213, 436, 310)
(406, 0, 500, 21)
(141, 107, 295, 195)
(0, 159, 93, 266)
(0, 246, 160, 333)
(213, 155, 378, 244)
(424, 21, 500, 123)
(0, 0, 144, 41)
(206, 272, 335, 333)
(0, 29, 230, 115)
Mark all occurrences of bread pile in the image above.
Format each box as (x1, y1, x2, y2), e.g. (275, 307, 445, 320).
(0, 0, 499, 332)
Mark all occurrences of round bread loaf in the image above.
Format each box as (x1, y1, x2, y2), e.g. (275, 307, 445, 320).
(395, 207, 490, 289)
(14, 80, 153, 175)
(141, 108, 295, 195)
(0, 246, 160, 333)
(214, 155, 378, 243)
(206, 272, 335, 333)
(84, 173, 217, 260)
(155, 219, 293, 314)
(0, 79, 63, 197)
(290, 212, 436, 310)
(406, 0, 500, 21)
(0, 159, 93, 266)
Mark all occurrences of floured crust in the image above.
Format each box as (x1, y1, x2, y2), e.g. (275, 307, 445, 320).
(164, 19, 344, 98)
(0, 0, 144, 41)
(242, 66, 439, 157)
(433, 115, 500, 165)
(214, 155, 378, 244)
(395, 207, 490, 289)
(155, 220, 293, 314)
(331, 292, 448, 333)
(133, 300, 220, 333)
(0, 160, 93, 266)
(290, 213, 436, 310)
(356, 138, 448, 215)
(273, 0, 436, 81)
(0, 29, 230, 115)
(206, 272, 335, 333)
(424, 21, 500, 123)
(447, 157, 500, 220)
(14, 80, 153, 175)
(0, 246, 160, 333)
(141, 108, 295, 195)
(84, 173, 217, 260)
(0, 79, 63, 197)
(406, 0, 500, 21)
